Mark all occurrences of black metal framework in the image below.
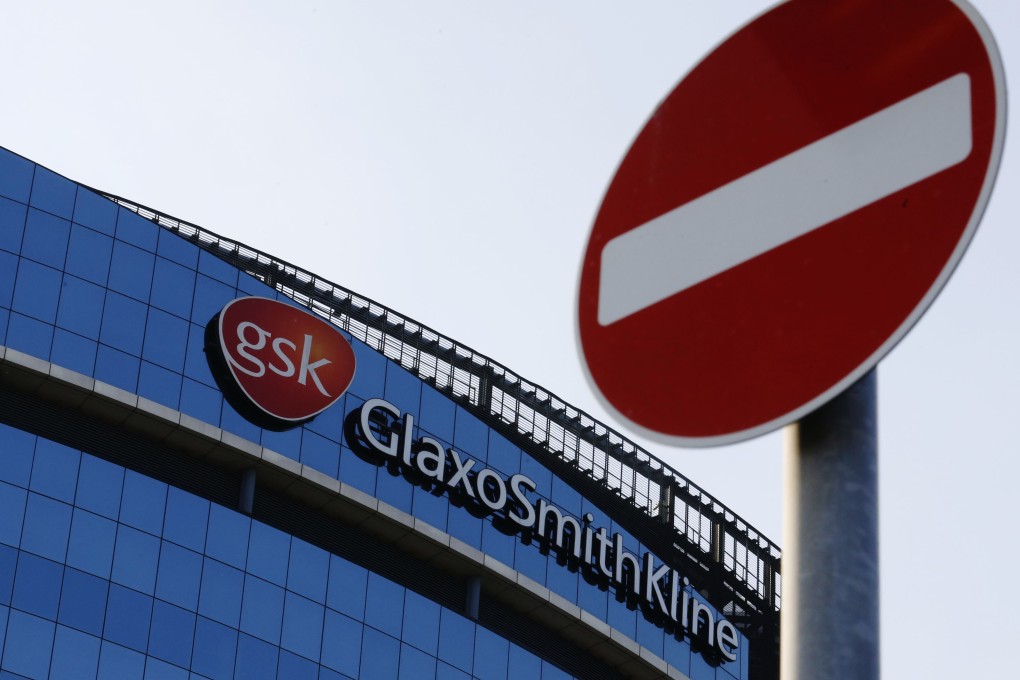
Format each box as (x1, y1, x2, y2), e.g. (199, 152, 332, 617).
(102, 191, 781, 673)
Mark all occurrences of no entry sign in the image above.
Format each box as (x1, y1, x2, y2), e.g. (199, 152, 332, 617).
(577, 0, 1005, 446)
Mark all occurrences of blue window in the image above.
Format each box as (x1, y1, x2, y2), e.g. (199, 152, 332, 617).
(234, 633, 279, 680)
(5, 312, 54, 361)
(454, 407, 488, 460)
(97, 640, 146, 679)
(115, 209, 158, 250)
(65, 223, 113, 285)
(73, 187, 118, 235)
(365, 572, 404, 638)
(95, 345, 140, 393)
(359, 628, 400, 679)
(287, 538, 328, 603)
(155, 542, 202, 611)
(138, 361, 183, 410)
(148, 600, 196, 668)
(163, 487, 209, 553)
(247, 522, 290, 587)
(320, 610, 361, 678)
(219, 403, 261, 444)
(191, 275, 236, 327)
(150, 256, 196, 319)
(277, 649, 317, 680)
(326, 555, 367, 619)
(402, 590, 440, 655)
(664, 634, 692, 676)
(577, 572, 607, 621)
(0, 545, 15, 605)
(0, 198, 27, 256)
(446, 504, 482, 551)
(50, 625, 102, 680)
(180, 377, 222, 425)
(400, 643, 437, 680)
(119, 469, 167, 536)
(384, 363, 422, 419)
(108, 240, 155, 302)
(347, 344, 385, 401)
(183, 320, 216, 386)
(303, 396, 344, 445)
(198, 250, 238, 287)
(0, 482, 28, 548)
(0, 250, 17, 308)
(205, 503, 249, 570)
(474, 626, 510, 680)
(0, 149, 33, 203)
(239, 575, 284, 645)
(21, 208, 70, 268)
(281, 592, 324, 662)
(2, 610, 56, 679)
(508, 643, 542, 679)
(542, 660, 574, 680)
(551, 475, 582, 518)
(481, 521, 515, 567)
(437, 609, 475, 673)
(111, 525, 161, 594)
(419, 387, 455, 441)
(261, 427, 302, 462)
(29, 166, 75, 219)
(437, 661, 472, 680)
(411, 485, 448, 532)
(104, 584, 153, 652)
(546, 555, 578, 604)
(11, 258, 61, 324)
(20, 492, 72, 561)
(299, 430, 340, 480)
(143, 307, 189, 372)
(156, 227, 198, 269)
(338, 446, 377, 497)
(487, 434, 520, 476)
(521, 453, 552, 499)
(607, 595, 637, 641)
(636, 614, 665, 660)
(76, 453, 124, 520)
(198, 558, 244, 627)
(0, 425, 34, 487)
(66, 508, 117, 578)
(191, 616, 238, 680)
(29, 438, 80, 503)
(58, 567, 109, 636)
(144, 658, 190, 680)
(375, 471, 412, 514)
(100, 290, 147, 355)
(51, 329, 99, 376)
(12, 552, 63, 618)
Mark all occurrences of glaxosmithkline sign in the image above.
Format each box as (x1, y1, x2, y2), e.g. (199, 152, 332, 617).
(205, 297, 356, 430)
(350, 398, 740, 663)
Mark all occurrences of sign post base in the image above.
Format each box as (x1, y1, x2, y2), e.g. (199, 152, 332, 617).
(781, 369, 879, 680)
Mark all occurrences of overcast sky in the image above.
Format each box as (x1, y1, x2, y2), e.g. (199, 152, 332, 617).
(3, 1, 1017, 677)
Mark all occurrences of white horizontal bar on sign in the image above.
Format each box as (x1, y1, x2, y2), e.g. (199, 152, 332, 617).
(597, 73, 973, 326)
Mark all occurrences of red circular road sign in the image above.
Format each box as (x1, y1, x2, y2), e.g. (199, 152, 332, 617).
(577, 0, 1005, 446)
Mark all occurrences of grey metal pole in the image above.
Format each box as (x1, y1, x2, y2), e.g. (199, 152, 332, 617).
(781, 369, 879, 680)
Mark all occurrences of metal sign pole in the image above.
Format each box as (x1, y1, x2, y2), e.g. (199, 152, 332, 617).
(781, 368, 879, 680)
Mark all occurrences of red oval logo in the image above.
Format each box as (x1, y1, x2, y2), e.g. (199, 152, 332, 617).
(205, 297, 356, 430)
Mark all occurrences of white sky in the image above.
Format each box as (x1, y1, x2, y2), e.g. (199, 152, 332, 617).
(3, 1, 1017, 677)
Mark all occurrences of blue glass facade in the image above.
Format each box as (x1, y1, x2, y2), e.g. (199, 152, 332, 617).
(0, 146, 748, 679)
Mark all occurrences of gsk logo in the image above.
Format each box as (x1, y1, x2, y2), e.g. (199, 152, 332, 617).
(205, 297, 356, 430)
